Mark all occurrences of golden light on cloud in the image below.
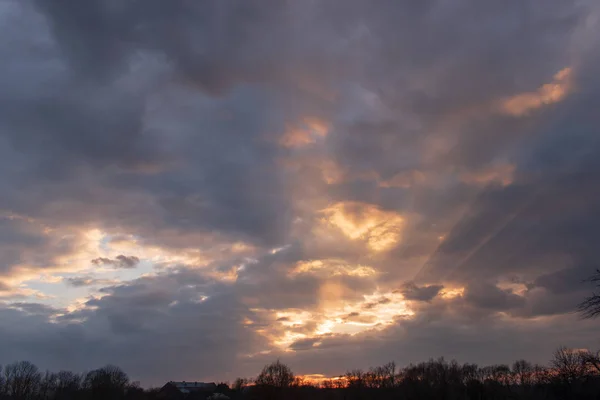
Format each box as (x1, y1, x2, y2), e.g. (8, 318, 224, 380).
(439, 287, 465, 299)
(1, 225, 109, 287)
(275, 310, 313, 328)
(279, 117, 329, 148)
(316, 289, 414, 336)
(0, 286, 54, 300)
(66, 296, 98, 314)
(320, 202, 404, 251)
(3, 221, 258, 300)
(290, 259, 377, 278)
(259, 290, 414, 351)
(83, 230, 207, 269)
(501, 67, 572, 116)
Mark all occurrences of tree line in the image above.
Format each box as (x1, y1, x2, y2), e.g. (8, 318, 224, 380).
(2, 346, 600, 400)
(241, 348, 600, 400)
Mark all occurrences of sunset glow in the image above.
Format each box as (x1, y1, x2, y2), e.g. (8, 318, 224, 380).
(320, 202, 404, 252)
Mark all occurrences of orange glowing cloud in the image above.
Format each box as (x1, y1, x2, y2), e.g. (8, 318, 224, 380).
(319, 202, 404, 252)
(290, 259, 378, 278)
(254, 290, 414, 350)
(279, 117, 329, 148)
(500, 67, 573, 116)
(439, 287, 465, 299)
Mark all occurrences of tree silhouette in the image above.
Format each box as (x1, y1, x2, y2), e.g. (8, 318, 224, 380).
(255, 360, 294, 389)
(3, 361, 41, 400)
(84, 365, 129, 400)
(550, 347, 589, 385)
(512, 359, 533, 386)
(578, 269, 600, 318)
(1, 352, 600, 400)
(232, 377, 251, 391)
(254, 361, 295, 400)
(54, 370, 82, 399)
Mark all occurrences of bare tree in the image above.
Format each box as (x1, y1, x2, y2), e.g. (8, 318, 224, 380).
(320, 379, 334, 389)
(579, 350, 600, 374)
(84, 365, 129, 400)
(550, 346, 589, 384)
(39, 371, 58, 400)
(345, 369, 365, 389)
(55, 370, 82, 397)
(3, 361, 42, 400)
(0, 365, 5, 397)
(232, 377, 251, 391)
(512, 359, 533, 386)
(578, 269, 600, 318)
(255, 360, 295, 389)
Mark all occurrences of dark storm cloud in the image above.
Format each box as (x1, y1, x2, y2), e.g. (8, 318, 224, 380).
(33, 0, 300, 91)
(326, 0, 582, 180)
(0, 0, 590, 250)
(0, 0, 297, 247)
(400, 283, 444, 302)
(531, 268, 591, 295)
(91, 255, 140, 269)
(463, 282, 525, 311)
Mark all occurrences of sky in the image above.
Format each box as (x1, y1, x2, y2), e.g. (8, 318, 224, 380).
(1, 0, 600, 388)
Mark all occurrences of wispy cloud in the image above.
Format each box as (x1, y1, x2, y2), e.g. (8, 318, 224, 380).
(91, 255, 140, 269)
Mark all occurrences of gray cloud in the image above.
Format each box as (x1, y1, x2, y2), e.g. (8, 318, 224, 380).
(463, 282, 525, 311)
(0, 216, 83, 278)
(8, 302, 58, 316)
(400, 283, 444, 302)
(65, 276, 119, 288)
(0, 269, 266, 385)
(289, 338, 323, 352)
(91, 255, 140, 269)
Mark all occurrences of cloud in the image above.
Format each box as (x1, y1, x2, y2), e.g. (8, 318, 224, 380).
(0, 271, 266, 385)
(279, 118, 329, 148)
(463, 282, 525, 311)
(289, 337, 323, 351)
(65, 276, 120, 288)
(400, 283, 444, 302)
(91, 255, 140, 269)
(500, 68, 573, 116)
(8, 302, 59, 316)
(318, 202, 404, 252)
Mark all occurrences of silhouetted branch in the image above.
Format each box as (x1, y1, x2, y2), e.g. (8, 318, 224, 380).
(578, 269, 600, 318)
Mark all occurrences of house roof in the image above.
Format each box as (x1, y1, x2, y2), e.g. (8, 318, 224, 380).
(165, 381, 217, 394)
